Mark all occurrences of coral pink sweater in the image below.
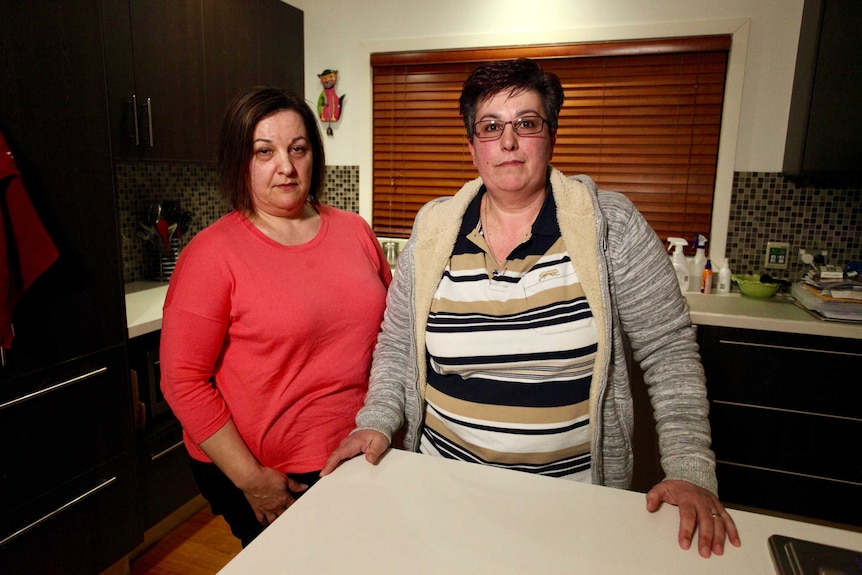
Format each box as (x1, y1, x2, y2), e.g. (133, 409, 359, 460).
(161, 206, 390, 473)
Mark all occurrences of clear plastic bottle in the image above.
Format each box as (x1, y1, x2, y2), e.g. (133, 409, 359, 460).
(716, 259, 732, 294)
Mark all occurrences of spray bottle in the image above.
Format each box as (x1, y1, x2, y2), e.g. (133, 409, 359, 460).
(667, 237, 690, 293)
(689, 234, 708, 291)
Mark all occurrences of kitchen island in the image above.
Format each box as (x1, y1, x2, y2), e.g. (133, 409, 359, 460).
(124, 282, 862, 529)
(216, 449, 862, 574)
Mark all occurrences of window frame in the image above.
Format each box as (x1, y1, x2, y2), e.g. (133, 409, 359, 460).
(370, 36, 731, 251)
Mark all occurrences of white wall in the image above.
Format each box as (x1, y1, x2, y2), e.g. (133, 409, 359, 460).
(289, 0, 806, 261)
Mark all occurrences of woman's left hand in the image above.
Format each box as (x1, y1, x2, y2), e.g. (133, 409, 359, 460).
(645, 479, 742, 558)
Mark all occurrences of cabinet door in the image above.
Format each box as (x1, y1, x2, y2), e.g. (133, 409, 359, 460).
(0, 0, 125, 380)
(0, 346, 141, 574)
(258, 0, 304, 93)
(699, 326, 862, 527)
(202, 0, 305, 163)
(0, 347, 134, 517)
(129, 0, 208, 161)
(103, 0, 208, 162)
(0, 454, 140, 575)
(202, 0, 259, 162)
(783, 0, 862, 177)
(138, 421, 200, 529)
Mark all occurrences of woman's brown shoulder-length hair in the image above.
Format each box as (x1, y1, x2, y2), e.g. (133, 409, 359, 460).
(217, 86, 326, 212)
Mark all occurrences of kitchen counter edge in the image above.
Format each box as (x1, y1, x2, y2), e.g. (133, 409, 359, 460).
(125, 283, 862, 340)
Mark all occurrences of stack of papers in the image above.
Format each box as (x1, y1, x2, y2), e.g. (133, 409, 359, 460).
(791, 281, 862, 322)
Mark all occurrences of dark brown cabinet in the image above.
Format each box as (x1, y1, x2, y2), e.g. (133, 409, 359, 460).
(0, 3, 126, 375)
(257, 0, 305, 92)
(0, 350, 139, 575)
(137, 421, 201, 530)
(128, 331, 200, 530)
(0, 1, 140, 571)
(105, 0, 304, 163)
(699, 326, 862, 527)
(783, 0, 862, 180)
(1, 1, 304, 569)
(104, 0, 208, 162)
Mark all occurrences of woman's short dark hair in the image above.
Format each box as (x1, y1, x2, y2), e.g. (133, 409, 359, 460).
(217, 86, 325, 212)
(459, 58, 564, 142)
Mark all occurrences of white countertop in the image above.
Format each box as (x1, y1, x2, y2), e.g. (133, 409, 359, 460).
(685, 292, 862, 339)
(124, 281, 170, 338)
(216, 450, 862, 575)
(124, 281, 862, 340)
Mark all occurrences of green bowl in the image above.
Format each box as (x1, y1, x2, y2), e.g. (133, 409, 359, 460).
(732, 274, 781, 298)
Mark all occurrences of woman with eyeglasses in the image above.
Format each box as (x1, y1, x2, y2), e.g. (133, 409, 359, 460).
(323, 58, 740, 559)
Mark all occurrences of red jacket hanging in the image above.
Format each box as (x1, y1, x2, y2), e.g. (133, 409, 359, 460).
(0, 131, 59, 348)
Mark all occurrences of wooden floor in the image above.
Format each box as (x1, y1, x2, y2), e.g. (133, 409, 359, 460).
(129, 506, 241, 575)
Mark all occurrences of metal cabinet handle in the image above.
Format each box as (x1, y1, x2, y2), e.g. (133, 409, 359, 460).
(713, 399, 862, 423)
(132, 94, 140, 145)
(146, 97, 154, 147)
(718, 339, 862, 358)
(151, 439, 185, 462)
(0, 367, 108, 411)
(0, 476, 118, 547)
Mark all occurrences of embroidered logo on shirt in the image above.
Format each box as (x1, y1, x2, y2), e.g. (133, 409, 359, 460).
(539, 269, 560, 281)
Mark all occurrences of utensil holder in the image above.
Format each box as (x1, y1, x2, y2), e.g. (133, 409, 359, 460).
(147, 237, 181, 282)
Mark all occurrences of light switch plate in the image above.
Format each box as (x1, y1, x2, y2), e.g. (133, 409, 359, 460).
(765, 241, 791, 270)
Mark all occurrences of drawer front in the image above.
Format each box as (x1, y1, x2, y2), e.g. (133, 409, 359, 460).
(0, 346, 134, 513)
(138, 422, 199, 529)
(716, 462, 862, 528)
(700, 326, 861, 418)
(710, 402, 862, 483)
(0, 453, 142, 575)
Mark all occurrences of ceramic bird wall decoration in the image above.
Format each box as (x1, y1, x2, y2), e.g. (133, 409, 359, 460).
(317, 69, 345, 136)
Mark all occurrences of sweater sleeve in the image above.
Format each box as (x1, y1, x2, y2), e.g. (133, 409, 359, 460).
(159, 236, 233, 448)
(354, 234, 414, 441)
(601, 191, 717, 494)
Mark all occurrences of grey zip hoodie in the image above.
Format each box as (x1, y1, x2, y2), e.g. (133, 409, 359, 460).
(355, 168, 717, 494)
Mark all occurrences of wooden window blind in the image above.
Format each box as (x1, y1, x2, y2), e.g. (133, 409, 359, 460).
(371, 36, 730, 248)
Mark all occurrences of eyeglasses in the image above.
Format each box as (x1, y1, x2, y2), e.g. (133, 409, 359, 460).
(472, 115, 549, 141)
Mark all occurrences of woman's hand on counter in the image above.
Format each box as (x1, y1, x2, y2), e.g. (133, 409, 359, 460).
(646, 479, 741, 558)
(320, 429, 390, 476)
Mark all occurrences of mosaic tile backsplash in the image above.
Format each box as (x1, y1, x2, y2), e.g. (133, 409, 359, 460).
(118, 162, 360, 283)
(727, 172, 861, 280)
(118, 164, 861, 284)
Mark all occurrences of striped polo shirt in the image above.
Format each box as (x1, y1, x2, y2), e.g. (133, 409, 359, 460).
(420, 185, 597, 482)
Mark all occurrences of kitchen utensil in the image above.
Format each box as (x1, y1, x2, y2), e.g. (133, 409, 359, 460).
(732, 274, 781, 298)
(163, 200, 181, 224)
(137, 221, 156, 240)
(156, 217, 170, 255)
(146, 201, 162, 226)
(178, 211, 192, 237)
